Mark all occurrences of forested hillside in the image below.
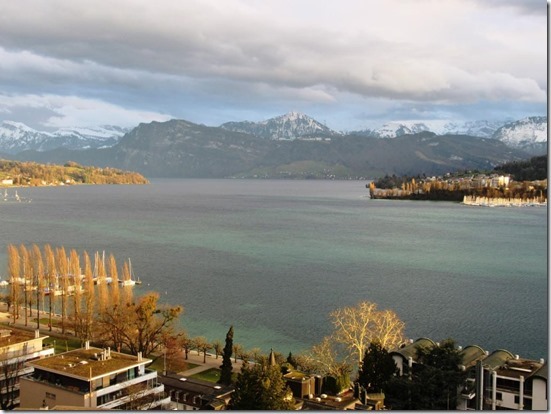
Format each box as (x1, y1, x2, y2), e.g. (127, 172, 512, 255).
(493, 155, 547, 181)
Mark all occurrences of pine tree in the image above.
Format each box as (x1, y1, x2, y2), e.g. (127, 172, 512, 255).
(357, 341, 397, 393)
(219, 325, 233, 385)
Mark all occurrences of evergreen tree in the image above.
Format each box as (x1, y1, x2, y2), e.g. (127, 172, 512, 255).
(357, 341, 397, 392)
(219, 325, 233, 385)
(230, 363, 294, 410)
(407, 339, 464, 410)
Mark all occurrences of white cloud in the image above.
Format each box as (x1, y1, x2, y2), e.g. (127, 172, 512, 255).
(0, 0, 545, 129)
(0, 94, 171, 128)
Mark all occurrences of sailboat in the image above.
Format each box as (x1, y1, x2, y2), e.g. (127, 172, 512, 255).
(118, 258, 139, 286)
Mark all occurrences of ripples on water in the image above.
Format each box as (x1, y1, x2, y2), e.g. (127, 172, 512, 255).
(0, 179, 546, 359)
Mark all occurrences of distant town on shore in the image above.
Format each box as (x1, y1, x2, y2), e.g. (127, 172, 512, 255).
(369, 155, 547, 206)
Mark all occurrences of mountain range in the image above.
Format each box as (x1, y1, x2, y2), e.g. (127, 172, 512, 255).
(0, 121, 127, 154)
(0, 112, 546, 178)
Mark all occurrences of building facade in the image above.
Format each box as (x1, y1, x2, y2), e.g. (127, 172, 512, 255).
(0, 328, 54, 408)
(20, 343, 170, 410)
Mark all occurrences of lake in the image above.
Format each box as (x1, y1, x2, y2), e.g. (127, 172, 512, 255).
(0, 179, 546, 359)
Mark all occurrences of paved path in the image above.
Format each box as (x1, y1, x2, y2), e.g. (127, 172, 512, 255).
(0, 305, 247, 378)
(176, 351, 246, 377)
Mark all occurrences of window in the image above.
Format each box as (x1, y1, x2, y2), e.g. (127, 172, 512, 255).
(496, 392, 502, 401)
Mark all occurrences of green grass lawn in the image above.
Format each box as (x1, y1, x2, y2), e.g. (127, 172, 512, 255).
(43, 337, 82, 353)
(190, 368, 222, 383)
(148, 356, 200, 373)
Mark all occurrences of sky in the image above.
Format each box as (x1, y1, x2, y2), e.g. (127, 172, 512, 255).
(0, 0, 547, 132)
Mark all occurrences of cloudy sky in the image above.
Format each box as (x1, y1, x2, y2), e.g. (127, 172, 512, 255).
(0, 0, 546, 131)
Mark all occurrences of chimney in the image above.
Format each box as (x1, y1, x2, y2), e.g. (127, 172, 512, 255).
(35, 329, 40, 339)
(85, 340, 90, 350)
(137, 352, 142, 361)
(539, 358, 545, 364)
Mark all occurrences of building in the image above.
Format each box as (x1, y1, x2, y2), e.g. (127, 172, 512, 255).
(19, 343, 170, 410)
(459, 350, 548, 410)
(158, 373, 233, 410)
(390, 337, 547, 411)
(0, 328, 54, 408)
(390, 337, 436, 376)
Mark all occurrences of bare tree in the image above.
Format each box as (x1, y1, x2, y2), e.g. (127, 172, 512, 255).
(249, 347, 263, 364)
(69, 249, 82, 336)
(108, 254, 120, 306)
(7, 245, 21, 324)
(32, 245, 44, 330)
(81, 251, 95, 341)
(0, 344, 28, 410)
(44, 244, 56, 331)
(193, 336, 211, 363)
(19, 245, 32, 325)
(212, 339, 223, 359)
(308, 336, 350, 378)
(233, 343, 243, 363)
(95, 252, 108, 314)
(121, 260, 134, 305)
(374, 309, 405, 350)
(56, 247, 69, 334)
(330, 301, 405, 365)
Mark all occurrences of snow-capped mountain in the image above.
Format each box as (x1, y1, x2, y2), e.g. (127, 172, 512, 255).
(356, 119, 509, 139)
(0, 121, 128, 154)
(491, 116, 547, 154)
(220, 111, 338, 140)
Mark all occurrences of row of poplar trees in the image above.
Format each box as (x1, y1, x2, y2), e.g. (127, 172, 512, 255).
(6, 244, 134, 342)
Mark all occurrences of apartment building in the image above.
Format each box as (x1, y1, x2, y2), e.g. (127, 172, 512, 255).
(0, 327, 54, 408)
(19, 343, 170, 410)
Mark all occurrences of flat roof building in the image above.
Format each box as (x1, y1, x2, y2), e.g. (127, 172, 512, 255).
(0, 328, 54, 409)
(20, 343, 170, 410)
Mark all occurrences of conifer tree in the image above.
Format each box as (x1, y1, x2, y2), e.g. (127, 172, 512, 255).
(357, 341, 397, 393)
(219, 325, 234, 385)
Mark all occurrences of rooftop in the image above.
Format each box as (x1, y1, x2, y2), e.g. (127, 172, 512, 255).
(0, 328, 47, 349)
(494, 358, 545, 380)
(27, 347, 150, 380)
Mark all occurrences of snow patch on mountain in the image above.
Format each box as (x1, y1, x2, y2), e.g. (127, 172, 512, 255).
(0, 121, 128, 154)
(360, 119, 509, 139)
(221, 111, 338, 140)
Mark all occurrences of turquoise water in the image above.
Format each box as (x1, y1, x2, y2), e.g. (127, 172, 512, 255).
(0, 179, 546, 359)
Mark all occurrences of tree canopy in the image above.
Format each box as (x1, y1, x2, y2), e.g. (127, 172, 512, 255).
(330, 300, 405, 365)
(357, 341, 397, 393)
(230, 362, 294, 410)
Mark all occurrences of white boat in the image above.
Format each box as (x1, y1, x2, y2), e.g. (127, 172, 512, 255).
(118, 279, 136, 287)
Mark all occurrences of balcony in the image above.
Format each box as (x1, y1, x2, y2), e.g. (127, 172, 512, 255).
(97, 382, 165, 410)
(95, 369, 158, 397)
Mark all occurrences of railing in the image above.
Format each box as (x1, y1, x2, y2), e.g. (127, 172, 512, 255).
(95, 370, 158, 397)
(97, 383, 165, 409)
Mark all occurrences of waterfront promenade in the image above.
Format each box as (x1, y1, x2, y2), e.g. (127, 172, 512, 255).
(0, 304, 245, 378)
